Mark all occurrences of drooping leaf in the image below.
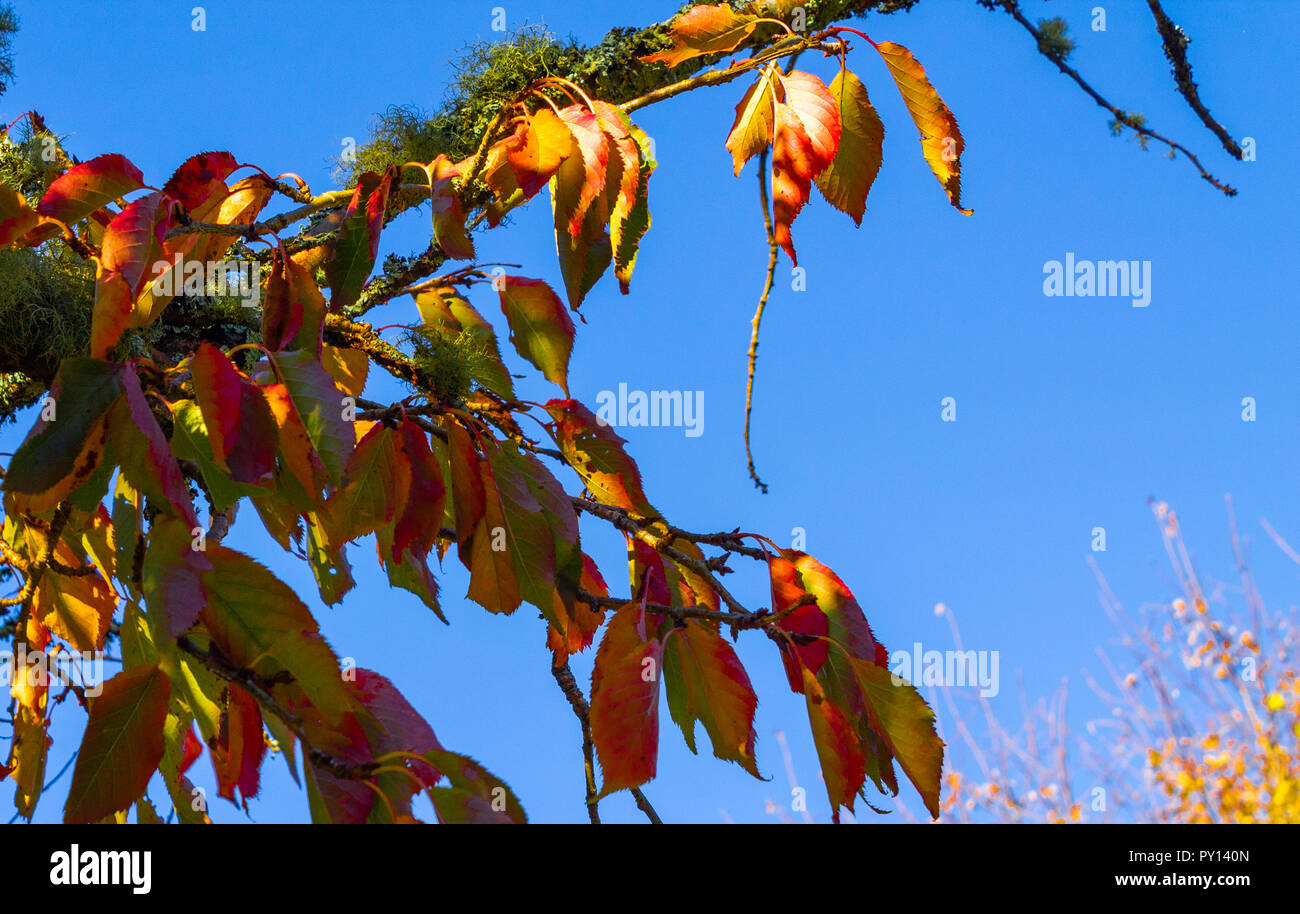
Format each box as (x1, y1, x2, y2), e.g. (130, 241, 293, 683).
(545, 399, 653, 515)
(263, 244, 327, 353)
(850, 657, 944, 819)
(663, 620, 761, 777)
(771, 70, 840, 265)
(814, 68, 885, 225)
(497, 276, 575, 394)
(33, 544, 116, 652)
(141, 515, 213, 638)
(413, 286, 515, 399)
(873, 41, 971, 214)
(590, 602, 664, 795)
(189, 342, 278, 483)
(268, 349, 354, 485)
(3, 358, 122, 511)
(107, 364, 200, 528)
(802, 666, 866, 823)
(326, 166, 395, 311)
(321, 422, 410, 545)
(64, 664, 171, 823)
(390, 418, 444, 562)
(101, 191, 171, 298)
(726, 64, 781, 176)
(211, 684, 266, 809)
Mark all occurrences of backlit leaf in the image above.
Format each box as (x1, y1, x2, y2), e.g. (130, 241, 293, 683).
(64, 664, 171, 823)
(874, 41, 971, 214)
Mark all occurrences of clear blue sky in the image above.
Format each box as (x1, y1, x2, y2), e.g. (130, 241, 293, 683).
(4, 0, 1298, 823)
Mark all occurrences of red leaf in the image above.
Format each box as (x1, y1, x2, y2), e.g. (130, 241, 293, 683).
(391, 418, 445, 563)
(663, 621, 761, 777)
(140, 516, 213, 638)
(0, 183, 39, 245)
(190, 342, 278, 483)
(771, 71, 840, 265)
(109, 364, 199, 528)
(37, 153, 145, 225)
(590, 602, 663, 795)
(162, 151, 239, 211)
(212, 684, 265, 808)
(768, 550, 830, 691)
(802, 666, 867, 823)
(101, 191, 171, 298)
(262, 245, 326, 353)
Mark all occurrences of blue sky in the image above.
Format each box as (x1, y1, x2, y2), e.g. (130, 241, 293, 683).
(4, 0, 1298, 823)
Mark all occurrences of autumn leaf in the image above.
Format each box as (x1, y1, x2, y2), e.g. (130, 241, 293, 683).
(2, 358, 122, 511)
(162, 150, 239, 212)
(663, 620, 762, 777)
(413, 286, 515, 399)
(107, 363, 200, 528)
(0, 182, 39, 245)
(590, 602, 664, 795)
(851, 657, 944, 819)
(484, 106, 573, 220)
(199, 544, 356, 725)
(497, 275, 575, 394)
(423, 154, 474, 260)
(63, 664, 171, 823)
(37, 153, 145, 226)
(141, 516, 213, 638)
(263, 244, 327, 353)
(190, 342, 278, 483)
(874, 41, 971, 214)
(726, 63, 782, 176)
(33, 544, 116, 652)
(321, 422, 410, 545)
(802, 666, 866, 823)
(390, 418, 445, 563)
(545, 399, 654, 515)
(814, 68, 885, 225)
(269, 348, 354, 485)
(642, 4, 761, 67)
(424, 749, 527, 824)
(326, 166, 395, 310)
(771, 70, 841, 265)
(211, 684, 266, 808)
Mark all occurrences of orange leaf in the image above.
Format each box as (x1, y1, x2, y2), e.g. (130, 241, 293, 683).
(771, 70, 840, 265)
(874, 41, 971, 214)
(642, 4, 760, 67)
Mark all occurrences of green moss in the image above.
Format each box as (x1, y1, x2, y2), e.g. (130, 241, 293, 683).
(0, 244, 94, 381)
(1035, 17, 1076, 61)
(403, 326, 478, 405)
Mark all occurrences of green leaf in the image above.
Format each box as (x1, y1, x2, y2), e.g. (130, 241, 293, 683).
(3, 358, 122, 508)
(497, 276, 575, 394)
(64, 664, 171, 823)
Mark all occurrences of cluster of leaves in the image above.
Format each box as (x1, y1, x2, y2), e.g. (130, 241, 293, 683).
(0, 3, 955, 824)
